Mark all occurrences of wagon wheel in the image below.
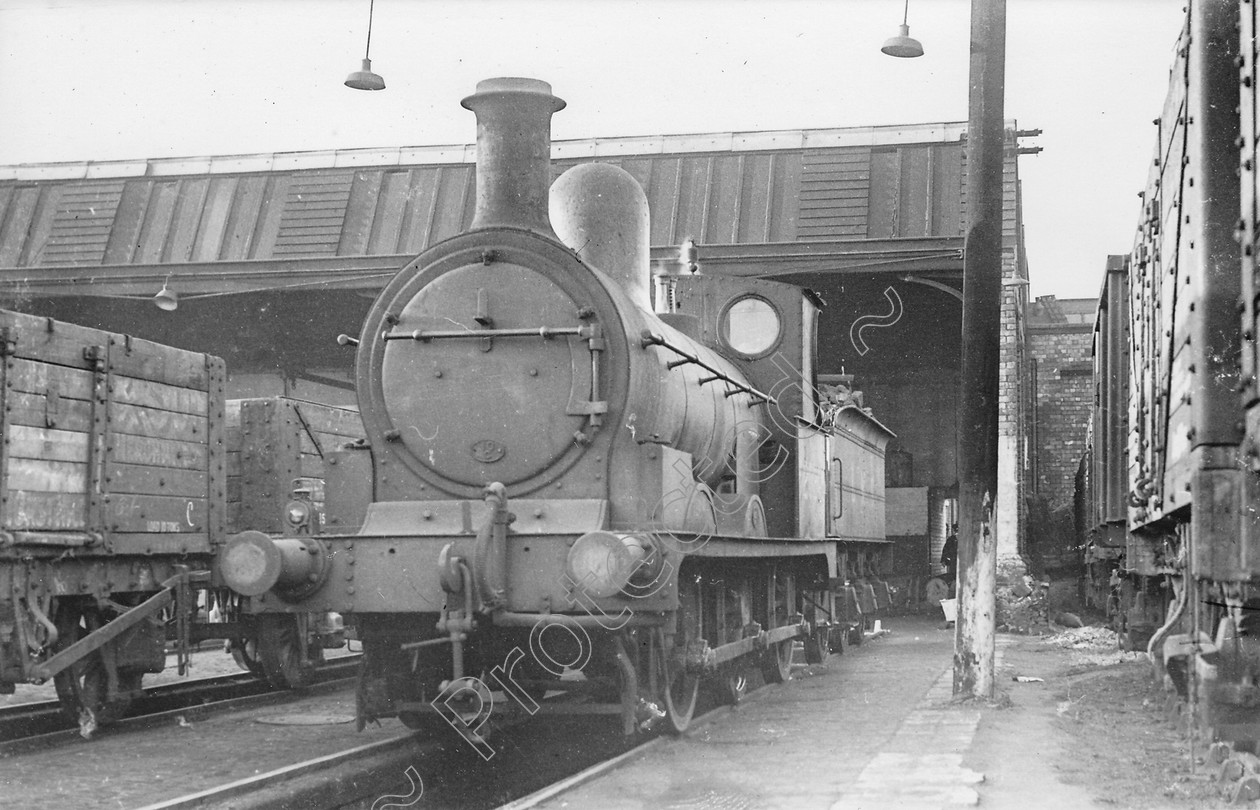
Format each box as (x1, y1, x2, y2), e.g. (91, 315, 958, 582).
(656, 627, 699, 734)
(52, 604, 141, 734)
(257, 613, 321, 689)
(229, 636, 266, 677)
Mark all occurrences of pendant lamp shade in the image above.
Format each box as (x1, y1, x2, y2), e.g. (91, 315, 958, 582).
(153, 285, 178, 311)
(345, 58, 385, 91)
(881, 23, 924, 58)
(346, 0, 385, 91)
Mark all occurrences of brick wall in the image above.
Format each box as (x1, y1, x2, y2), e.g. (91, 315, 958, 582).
(1028, 318, 1095, 511)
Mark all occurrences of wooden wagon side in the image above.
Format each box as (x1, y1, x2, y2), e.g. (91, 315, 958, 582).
(0, 309, 226, 730)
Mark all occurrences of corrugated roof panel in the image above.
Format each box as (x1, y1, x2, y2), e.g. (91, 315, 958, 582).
(798, 149, 870, 241)
(674, 157, 714, 246)
(767, 153, 802, 241)
(166, 178, 210, 262)
(192, 177, 238, 262)
(38, 181, 125, 266)
(737, 152, 775, 243)
(644, 158, 681, 245)
(0, 187, 30, 269)
(339, 170, 382, 256)
(221, 176, 268, 261)
(705, 155, 744, 245)
(933, 145, 964, 236)
(134, 181, 178, 264)
(273, 171, 353, 257)
(0, 126, 1010, 275)
(0, 121, 981, 182)
(249, 175, 287, 258)
(900, 148, 933, 238)
(369, 170, 411, 254)
(103, 180, 150, 264)
(421, 165, 474, 244)
(0, 187, 41, 268)
(867, 144, 964, 240)
(614, 159, 654, 198)
(398, 167, 442, 254)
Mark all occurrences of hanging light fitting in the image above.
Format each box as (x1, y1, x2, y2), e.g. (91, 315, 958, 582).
(881, 0, 924, 58)
(153, 276, 178, 311)
(345, 0, 385, 90)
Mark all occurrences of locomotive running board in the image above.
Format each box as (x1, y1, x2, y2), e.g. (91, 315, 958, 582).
(684, 537, 839, 579)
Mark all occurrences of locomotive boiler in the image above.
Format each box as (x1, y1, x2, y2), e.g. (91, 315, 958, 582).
(218, 77, 893, 738)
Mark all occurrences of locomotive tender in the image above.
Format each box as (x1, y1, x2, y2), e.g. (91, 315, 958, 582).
(217, 77, 893, 739)
(1080, 0, 1260, 742)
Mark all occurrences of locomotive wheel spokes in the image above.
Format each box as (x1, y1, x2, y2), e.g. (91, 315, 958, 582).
(657, 628, 698, 734)
(759, 567, 795, 684)
(52, 604, 139, 734)
(257, 613, 321, 689)
(661, 573, 702, 734)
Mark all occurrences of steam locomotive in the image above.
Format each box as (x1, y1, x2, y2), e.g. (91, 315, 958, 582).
(1079, 0, 1260, 742)
(216, 77, 893, 740)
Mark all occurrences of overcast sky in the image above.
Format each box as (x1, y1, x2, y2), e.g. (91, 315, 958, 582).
(0, 0, 1186, 299)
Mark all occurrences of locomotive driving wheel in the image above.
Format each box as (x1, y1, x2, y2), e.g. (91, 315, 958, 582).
(659, 576, 702, 733)
(759, 568, 795, 684)
(656, 627, 699, 734)
(52, 603, 140, 734)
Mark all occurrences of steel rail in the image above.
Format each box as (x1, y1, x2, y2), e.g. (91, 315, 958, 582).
(0, 654, 361, 749)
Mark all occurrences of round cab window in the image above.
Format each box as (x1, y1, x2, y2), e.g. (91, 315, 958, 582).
(721, 296, 781, 356)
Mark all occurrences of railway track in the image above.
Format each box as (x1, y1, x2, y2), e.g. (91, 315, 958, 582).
(0, 653, 361, 748)
(6, 647, 805, 809)
(124, 686, 747, 810)
(131, 708, 731, 810)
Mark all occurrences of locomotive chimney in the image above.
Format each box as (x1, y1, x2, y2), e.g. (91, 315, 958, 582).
(462, 77, 566, 236)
